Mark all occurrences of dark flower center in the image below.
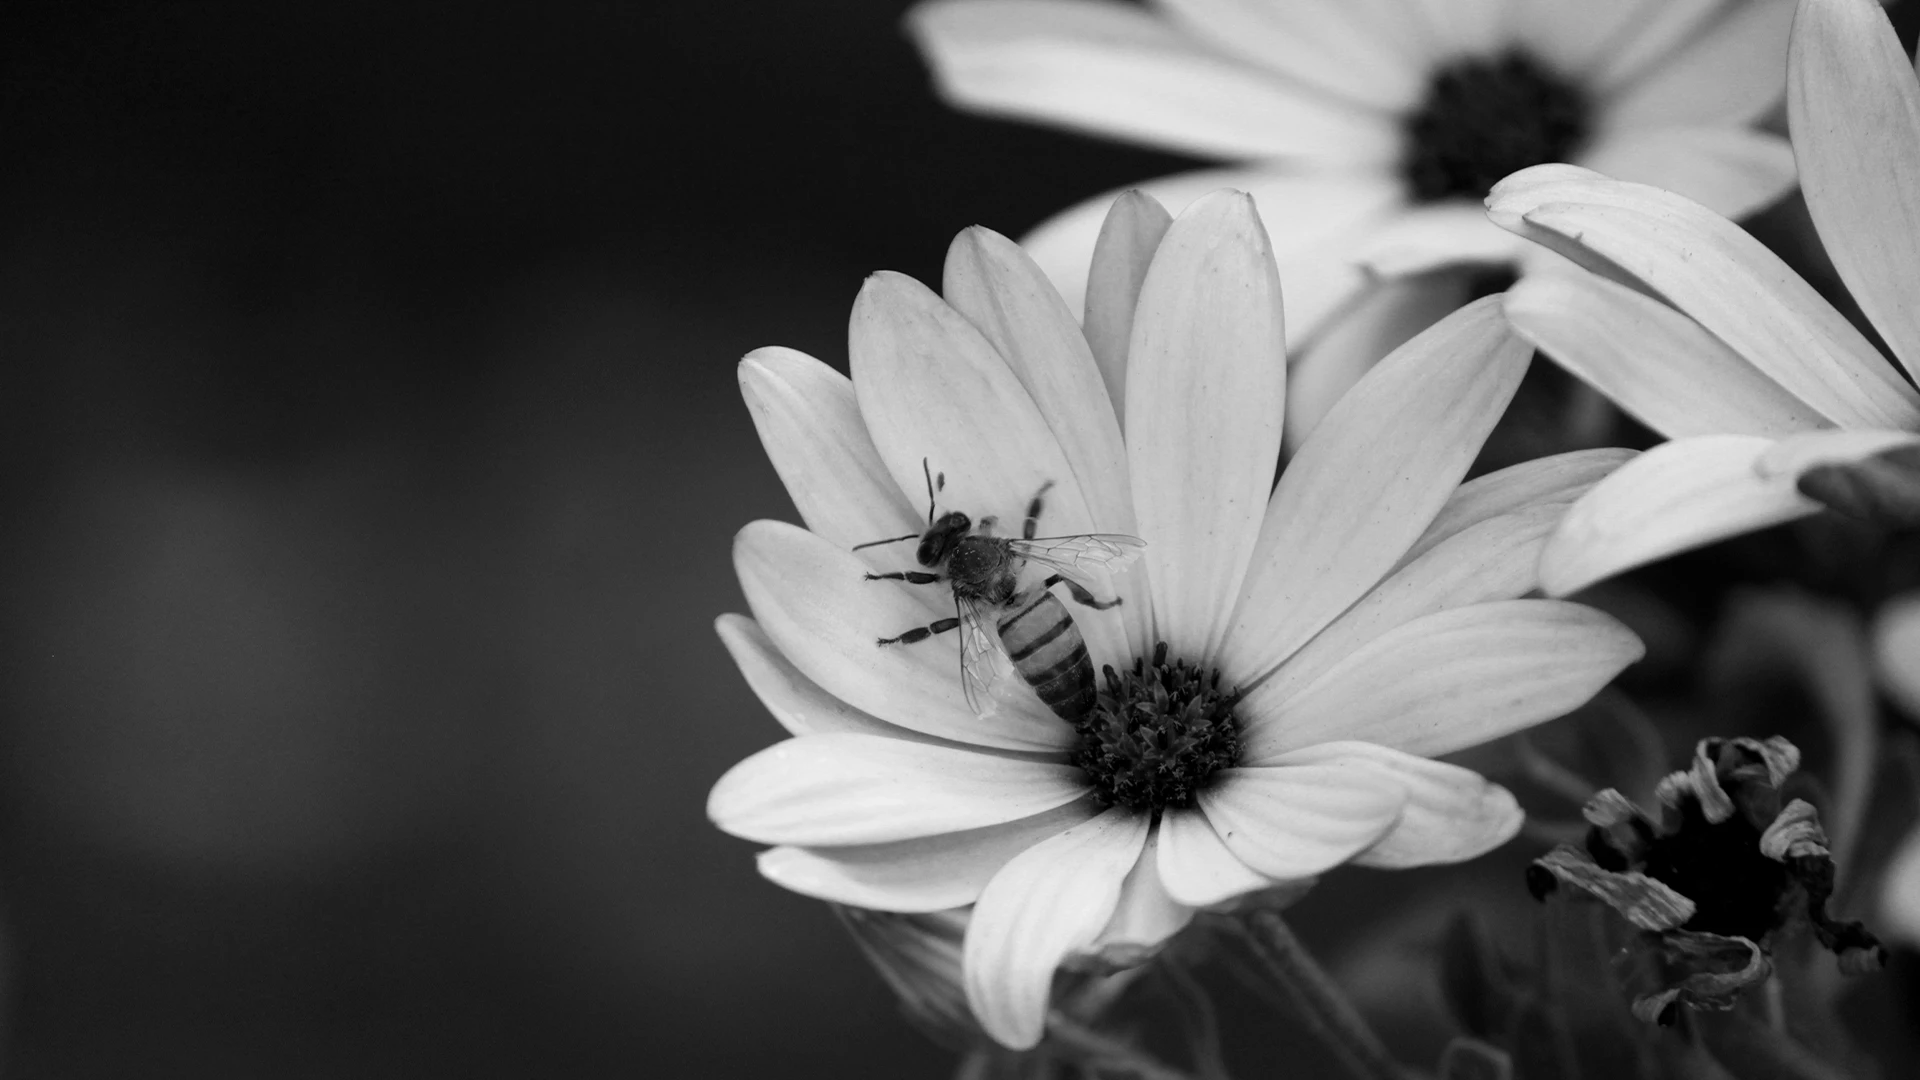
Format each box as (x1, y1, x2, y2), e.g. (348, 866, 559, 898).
(1070, 642, 1240, 811)
(1402, 52, 1590, 203)
(1626, 799, 1791, 942)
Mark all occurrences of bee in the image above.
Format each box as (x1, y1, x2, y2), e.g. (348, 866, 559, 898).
(855, 460, 1144, 722)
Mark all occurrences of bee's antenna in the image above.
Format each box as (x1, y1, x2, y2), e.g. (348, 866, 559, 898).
(922, 457, 938, 526)
(851, 533, 919, 551)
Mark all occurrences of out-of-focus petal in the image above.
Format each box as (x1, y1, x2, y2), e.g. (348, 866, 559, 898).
(1242, 600, 1644, 762)
(1223, 298, 1530, 687)
(1196, 763, 1406, 878)
(739, 347, 925, 557)
(848, 271, 1130, 672)
(1873, 592, 1920, 720)
(1270, 742, 1523, 868)
(906, 0, 1398, 163)
(1879, 821, 1920, 947)
(736, 520, 1073, 750)
(1598, 0, 1794, 127)
(717, 614, 942, 741)
(755, 799, 1098, 911)
(1576, 126, 1796, 221)
(963, 807, 1150, 1048)
(1504, 269, 1832, 438)
(1083, 190, 1173, 425)
(1283, 272, 1474, 455)
(944, 227, 1147, 655)
(1513, 0, 1711, 86)
(1126, 190, 1285, 663)
(1243, 499, 1585, 720)
(1350, 202, 1529, 279)
(1403, 448, 1636, 564)
(1402, 0, 1515, 62)
(1790, 0, 1920, 383)
(708, 733, 1088, 846)
(1537, 435, 1822, 596)
(1019, 167, 1402, 336)
(1587, 0, 1738, 90)
(1156, 804, 1275, 907)
(1151, 0, 1427, 111)
(1487, 166, 1920, 430)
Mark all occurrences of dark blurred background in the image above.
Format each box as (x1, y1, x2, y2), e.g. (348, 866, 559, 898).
(4, 4, 1918, 1078)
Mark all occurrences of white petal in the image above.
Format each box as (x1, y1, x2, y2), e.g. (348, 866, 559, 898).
(1126, 190, 1286, 662)
(905, 0, 1400, 162)
(1019, 166, 1403, 336)
(1576, 127, 1797, 222)
(1269, 742, 1523, 868)
(1510, 0, 1698, 83)
(1402, 0, 1517, 58)
(1790, 0, 1920, 383)
(1224, 297, 1531, 687)
(736, 519, 1073, 750)
(1351, 202, 1530, 279)
(1404, 447, 1637, 564)
(756, 798, 1098, 911)
(1155, 805, 1277, 907)
(1504, 268, 1832, 438)
(1538, 435, 1821, 596)
(709, 733, 1088, 846)
(848, 271, 1131, 674)
(739, 347, 925, 555)
(1242, 600, 1645, 762)
(1283, 271, 1474, 455)
(963, 807, 1151, 1048)
(1083, 190, 1173, 425)
(944, 227, 1148, 655)
(1486, 166, 1920, 430)
(1196, 764, 1406, 878)
(1586, 0, 1736, 91)
(1092, 829, 1197, 956)
(1873, 592, 1920, 721)
(1243, 498, 1588, 724)
(1880, 821, 1920, 947)
(1151, 0, 1427, 110)
(1598, 0, 1794, 127)
(717, 614, 936, 741)
(1755, 428, 1920, 479)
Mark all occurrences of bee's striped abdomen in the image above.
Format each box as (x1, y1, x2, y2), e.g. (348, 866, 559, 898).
(997, 590, 1096, 721)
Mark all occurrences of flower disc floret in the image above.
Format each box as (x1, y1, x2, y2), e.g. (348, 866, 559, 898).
(1404, 53, 1589, 204)
(1071, 642, 1240, 812)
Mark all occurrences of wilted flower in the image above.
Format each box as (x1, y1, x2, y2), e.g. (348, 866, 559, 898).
(708, 191, 1642, 1048)
(1529, 736, 1886, 1024)
(907, 0, 1797, 443)
(1483, 0, 1920, 594)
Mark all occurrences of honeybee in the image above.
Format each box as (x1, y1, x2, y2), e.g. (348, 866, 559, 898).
(855, 461, 1144, 722)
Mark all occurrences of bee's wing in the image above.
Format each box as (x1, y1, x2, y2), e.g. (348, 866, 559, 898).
(1008, 533, 1145, 589)
(956, 595, 1017, 718)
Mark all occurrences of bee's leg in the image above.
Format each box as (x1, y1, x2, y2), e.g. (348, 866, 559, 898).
(1044, 572, 1121, 610)
(1022, 481, 1056, 540)
(876, 617, 961, 646)
(864, 570, 942, 585)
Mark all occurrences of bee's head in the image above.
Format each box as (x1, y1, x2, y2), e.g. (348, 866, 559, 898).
(918, 511, 972, 566)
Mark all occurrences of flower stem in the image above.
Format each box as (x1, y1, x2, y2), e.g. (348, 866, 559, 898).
(1222, 910, 1416, 1080)
(1047, 1013, 1205, 1080)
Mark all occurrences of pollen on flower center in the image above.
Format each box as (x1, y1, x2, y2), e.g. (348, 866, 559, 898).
(1402, 52, 1589, 203)
(1069, 642, 1240, 812)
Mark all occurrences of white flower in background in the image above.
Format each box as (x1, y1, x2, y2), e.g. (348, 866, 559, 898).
(907, 0, 1799, 445)
(1871, 597, 1920, 948)
(1479, 0, 1920, 596)
(706, 190, 1642, 1048)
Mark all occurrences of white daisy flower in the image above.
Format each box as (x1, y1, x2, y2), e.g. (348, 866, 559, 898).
(707, 190, 1643, 1049)
(907, 0, 1799, 445)
(1478, 0, 1920, 595)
